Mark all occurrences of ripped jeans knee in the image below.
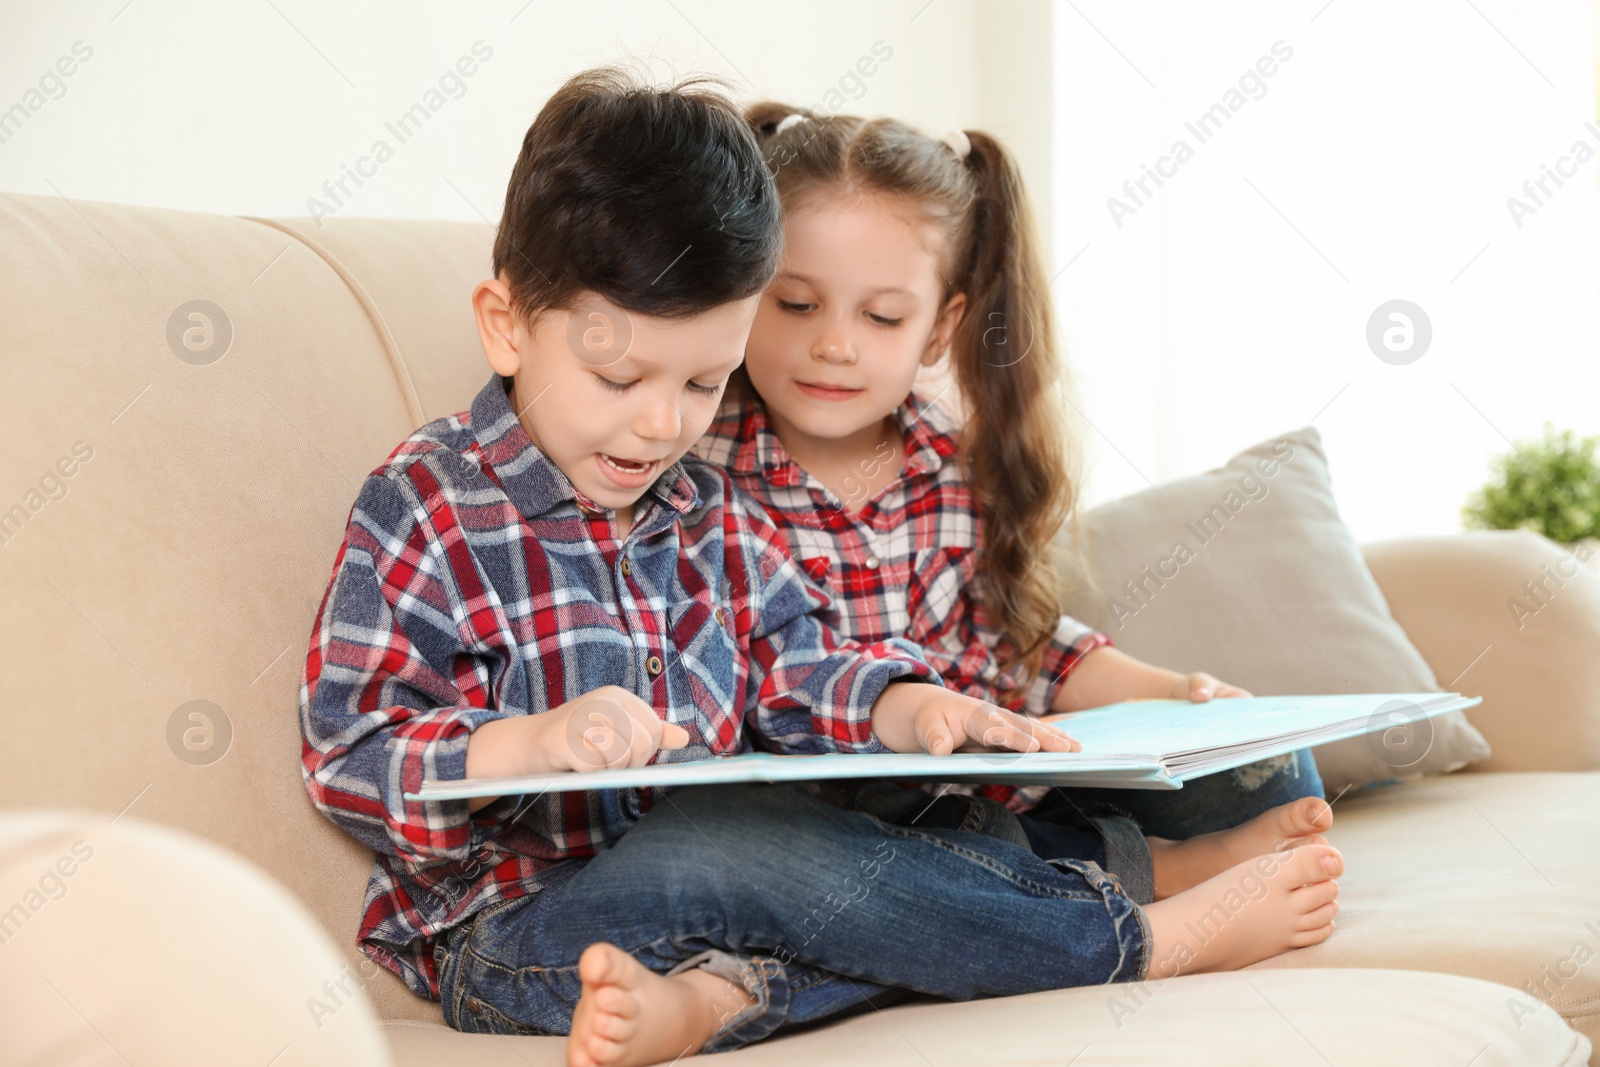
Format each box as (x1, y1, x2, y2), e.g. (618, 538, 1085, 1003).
(1230, 751, 1300, 792)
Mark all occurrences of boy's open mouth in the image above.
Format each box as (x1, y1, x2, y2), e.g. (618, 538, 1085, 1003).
(595, 452, 660, 489)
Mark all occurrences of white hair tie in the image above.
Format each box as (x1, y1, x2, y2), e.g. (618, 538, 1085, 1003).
(941, 129, 972, 159)
(775, 113, 807, 135)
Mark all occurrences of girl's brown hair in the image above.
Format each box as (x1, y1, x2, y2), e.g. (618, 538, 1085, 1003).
(745, 103, 1094, 699)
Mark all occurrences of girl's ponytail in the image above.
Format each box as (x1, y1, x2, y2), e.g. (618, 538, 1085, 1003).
(948, 131, 1083, 692)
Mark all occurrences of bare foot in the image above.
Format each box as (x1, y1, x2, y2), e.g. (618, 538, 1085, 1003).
(1146, 796, 1333, 900)
(568, 943, 755, 1067)
(1142, 843, 1342, 978)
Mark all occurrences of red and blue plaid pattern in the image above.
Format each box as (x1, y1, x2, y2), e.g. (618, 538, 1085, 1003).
(691, 391, 1112, 805)
(299, 374, 940, 998)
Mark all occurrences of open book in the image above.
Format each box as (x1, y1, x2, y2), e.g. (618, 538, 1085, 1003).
(407, 692, 1480, 802)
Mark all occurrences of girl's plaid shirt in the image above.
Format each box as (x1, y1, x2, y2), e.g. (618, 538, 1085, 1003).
(299, 374, 941, 999)
(690, 391, 1113, 805)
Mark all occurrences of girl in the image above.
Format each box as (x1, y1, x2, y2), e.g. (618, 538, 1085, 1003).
(692, 103, 1326, 851)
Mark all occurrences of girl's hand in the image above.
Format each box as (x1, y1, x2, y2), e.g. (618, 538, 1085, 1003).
(1169, 672, 1252, 703)
(871, 682, 1079, 756)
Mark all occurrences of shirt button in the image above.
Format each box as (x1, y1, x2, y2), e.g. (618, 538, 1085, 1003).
(714, 606, 727, 626)
(646, 655, 663, 677)
(621, 557, 631, 577)
(865, 555, 881, 569)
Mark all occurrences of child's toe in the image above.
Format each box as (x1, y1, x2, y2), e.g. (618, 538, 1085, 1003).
(592, 1004, 637, 1042)
(1290, 919, 1336, 948)
(579, 942, 633, 987)
(1281, 843, 1343, 884)
(1298, 899, 1339, 930)
(595, 984, 635, 1016)
(1285, 796, 1332, 835)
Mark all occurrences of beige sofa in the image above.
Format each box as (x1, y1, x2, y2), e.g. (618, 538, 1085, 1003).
(2, 190, 1596, 1065)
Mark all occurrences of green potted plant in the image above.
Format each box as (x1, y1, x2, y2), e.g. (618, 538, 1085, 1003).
(1463, 421, 1600, 575)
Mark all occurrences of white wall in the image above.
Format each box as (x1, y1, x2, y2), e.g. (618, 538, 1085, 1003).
(0, 0, 983, 220)
(1053, 0, 1600, 541)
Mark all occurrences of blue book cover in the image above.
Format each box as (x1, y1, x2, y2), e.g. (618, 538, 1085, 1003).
(407, 692, 1479, 802)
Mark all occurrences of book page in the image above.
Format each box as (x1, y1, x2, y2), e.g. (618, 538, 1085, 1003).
(1046, 692, 1470, 759)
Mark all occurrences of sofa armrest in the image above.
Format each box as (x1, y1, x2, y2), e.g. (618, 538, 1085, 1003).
(0, 811, 393, 1064)
(1361, 530, 1600, 772)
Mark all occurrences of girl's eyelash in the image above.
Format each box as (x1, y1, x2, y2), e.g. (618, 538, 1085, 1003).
(687, 380, 723, 396)
(780, 299, 901, 328)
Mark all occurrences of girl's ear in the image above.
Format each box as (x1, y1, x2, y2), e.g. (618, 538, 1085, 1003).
(922, 291, 968, 367)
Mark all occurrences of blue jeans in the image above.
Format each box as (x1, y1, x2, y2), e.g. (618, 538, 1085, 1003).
(435, 782, 1149, 1051)
(825, 749, 1322, 912)
(1040, 748, 1325, 837)
(823, 777, 1159, 904)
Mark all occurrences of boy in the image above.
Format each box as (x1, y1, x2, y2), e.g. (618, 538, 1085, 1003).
(301, 67, 1341, 1067)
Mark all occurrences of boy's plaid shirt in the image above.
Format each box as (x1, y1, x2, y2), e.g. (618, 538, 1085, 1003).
(690, 391, 1112, 805)
(299, 374, 941, 999)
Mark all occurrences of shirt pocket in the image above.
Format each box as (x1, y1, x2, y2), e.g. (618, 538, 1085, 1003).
(797, 555, 834, 590)
(665, 593, 744, 755)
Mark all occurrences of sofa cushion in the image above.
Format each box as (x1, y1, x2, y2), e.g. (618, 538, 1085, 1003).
(1061, 425, 1491, 794)
(380, 967, 1590, 1066)
(1251, 770, 1600, 1052)
(1362, 531, 1600, 773)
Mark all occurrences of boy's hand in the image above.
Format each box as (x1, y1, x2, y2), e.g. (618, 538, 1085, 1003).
(545, 686, 692, 772)
(870, 682, 1079, 756)
(1169, 671, 1253, 703)
(464, 686, 690, 806)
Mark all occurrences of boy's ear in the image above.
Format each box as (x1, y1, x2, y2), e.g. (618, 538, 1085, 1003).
(923, 291, 967, 367)
(474, 275, 524, 377)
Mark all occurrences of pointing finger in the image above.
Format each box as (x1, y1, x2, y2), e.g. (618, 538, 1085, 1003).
(659, 722, 691, 750)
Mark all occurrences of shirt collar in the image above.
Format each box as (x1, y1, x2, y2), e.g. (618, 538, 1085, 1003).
(469, 374, 702, 521)
(720, 389, 959, 485)
(898, 391, 961, 478)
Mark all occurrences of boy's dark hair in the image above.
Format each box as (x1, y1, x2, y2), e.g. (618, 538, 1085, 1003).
(493, 66, 781, 321)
